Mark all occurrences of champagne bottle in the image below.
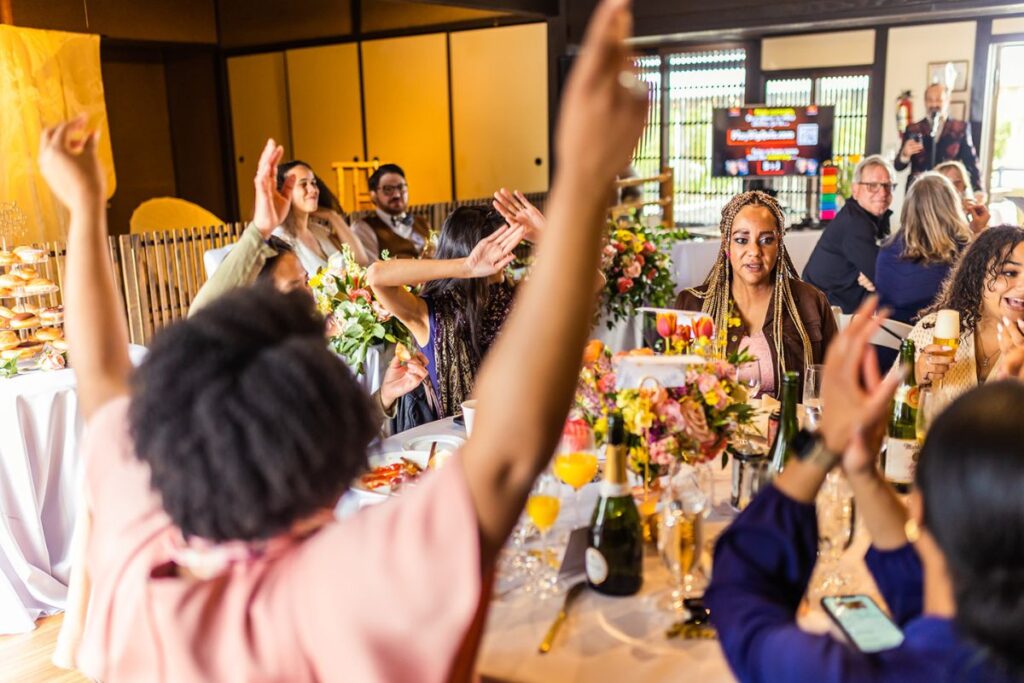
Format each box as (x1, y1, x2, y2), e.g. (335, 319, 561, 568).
(882, 339, 919, 494)
(768, 371, 800, 476)
(587, 412, 642, 596)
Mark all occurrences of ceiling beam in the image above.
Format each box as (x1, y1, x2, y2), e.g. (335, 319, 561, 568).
(403, 0, 558, 18)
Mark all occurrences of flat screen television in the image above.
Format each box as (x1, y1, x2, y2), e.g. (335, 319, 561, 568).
(711, 105, 834, 178)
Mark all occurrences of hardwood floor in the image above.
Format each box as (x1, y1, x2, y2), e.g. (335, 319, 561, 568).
(0, 615, 88, 683)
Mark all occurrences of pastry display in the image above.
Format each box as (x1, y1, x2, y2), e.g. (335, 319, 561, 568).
(0, 244, 66, 375)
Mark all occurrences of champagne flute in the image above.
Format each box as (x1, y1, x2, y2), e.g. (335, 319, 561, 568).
(655, 465, 708, 614)
(916, 387, 942, 443)
(803, 364, 824, 429)
(809, 470, 854, 601)
(738, 357, 763, 400)
(526, 473, 561, 598)
(553, 421, 599, 528)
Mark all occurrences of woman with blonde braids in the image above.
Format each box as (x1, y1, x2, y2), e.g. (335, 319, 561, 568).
(675, 191, 837, 397)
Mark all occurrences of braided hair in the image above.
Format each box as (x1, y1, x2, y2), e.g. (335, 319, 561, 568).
(685, 191, 814, 380)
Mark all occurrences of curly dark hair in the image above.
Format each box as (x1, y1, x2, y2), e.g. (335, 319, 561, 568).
(129, 285, 377, 542)
(919, 380, 1024, 676)
(922, 225, 1024, 333)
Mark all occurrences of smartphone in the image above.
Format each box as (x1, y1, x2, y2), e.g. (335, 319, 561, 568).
(821, 594, 905, 653)
(911, 132, 923, 143)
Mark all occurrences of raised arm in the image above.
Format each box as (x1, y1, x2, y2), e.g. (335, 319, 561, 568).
(38, 118, 131, 420)
(366, 225, 523, 345)
(458, 0, 649, 562)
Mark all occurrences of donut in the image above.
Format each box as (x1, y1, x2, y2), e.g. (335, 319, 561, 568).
(11, 266, 38, 280)
(24, 278, 54, 294)
(0, 331, 18, 351)
(10, 313, 39, 329)
(0, 274, 22, 289)
(39, 306, 64, 325)
(12, 303, 39, 315)
(33, 327, 62, 342)
(0, 251, 16, 266)
(13, 246, 46, 263)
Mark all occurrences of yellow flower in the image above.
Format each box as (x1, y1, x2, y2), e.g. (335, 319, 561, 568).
(632, 240, 644, 253)
(309, 272, 323, 289)
(594, 416, 609, 441)
(630, 445, 649, 464)
(728, 316, 741, 328)
(615, 229, 634, 243)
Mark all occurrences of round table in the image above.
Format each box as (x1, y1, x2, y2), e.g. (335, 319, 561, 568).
(367, 417, 882, 683)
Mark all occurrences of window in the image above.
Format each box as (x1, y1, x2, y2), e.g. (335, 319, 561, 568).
(986, 43, 1024, 191)
(764, 72, 871, 219)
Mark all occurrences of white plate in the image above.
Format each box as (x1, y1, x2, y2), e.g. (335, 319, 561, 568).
(401, 434, 466, 453)
(353, 450, 433, 497)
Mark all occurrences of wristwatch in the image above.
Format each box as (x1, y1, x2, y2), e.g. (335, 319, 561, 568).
(792, 428, 842, 471)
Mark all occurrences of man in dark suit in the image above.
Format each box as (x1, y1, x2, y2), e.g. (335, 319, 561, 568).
(803, 155, 895, 313)
(894, 82, 981, 191)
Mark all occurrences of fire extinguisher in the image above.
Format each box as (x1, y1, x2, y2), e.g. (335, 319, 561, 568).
(896, 90, 914, 136)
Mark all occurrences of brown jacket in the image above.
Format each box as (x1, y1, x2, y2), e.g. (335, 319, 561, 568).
(674, 278, 838, 396)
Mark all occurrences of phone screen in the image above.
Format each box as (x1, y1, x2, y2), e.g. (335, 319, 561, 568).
(821, 595, 905, 653)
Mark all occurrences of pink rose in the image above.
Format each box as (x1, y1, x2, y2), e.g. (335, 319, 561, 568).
(697, 373, 719, 394)
(680, 398, 716, 448)
(714, 361, 737, 381)
(616, 277, 634, 294)
(654, 398, 687, 432)
(643, 242, 656, 253)
(624, 261, 642, 279)
(349, 288, 372, 303)
(597, 373, 617, 394)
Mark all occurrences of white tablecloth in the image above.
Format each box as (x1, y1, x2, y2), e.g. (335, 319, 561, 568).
(367, 416, 878, 683)
(0, 346, 148, 635)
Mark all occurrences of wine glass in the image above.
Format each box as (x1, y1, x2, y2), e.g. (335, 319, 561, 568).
(809, 470, 854, 601)
(915, 387, 943, 442)
(655, 464, 708, 614)
(738, 357, 763, 400)
(553, 421, 599, 528)
(526, 473, 562, 598)
(803, 364, 824, 429)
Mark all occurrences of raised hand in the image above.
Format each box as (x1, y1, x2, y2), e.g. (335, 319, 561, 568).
(900, 137, 924, 162)
(916, 344, 954, 385)
(555, 0, 649, 184)
(463, 224, 525, 278)
(253, 139, 294, 238)
(819, 297, 904, 454)
(492, 188, 546, 243)
(965, 199, 990, 235)
(38, 115, 105, 213)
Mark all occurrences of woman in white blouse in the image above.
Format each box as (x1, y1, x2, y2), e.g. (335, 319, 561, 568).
(912, 225, 1024, 399)
(272, 161, 370, 273)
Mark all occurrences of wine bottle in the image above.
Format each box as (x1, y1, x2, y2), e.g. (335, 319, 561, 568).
(587, 412, 642, 596)
(768, 371, 800, 476)
(882, 339, 919, 493)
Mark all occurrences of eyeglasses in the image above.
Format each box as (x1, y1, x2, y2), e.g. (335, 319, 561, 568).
(857, 182, 896, 194)
(378, 183, 408, 196)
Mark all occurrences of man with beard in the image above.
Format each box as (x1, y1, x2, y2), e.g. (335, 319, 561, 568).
(351, 164, 432, 261)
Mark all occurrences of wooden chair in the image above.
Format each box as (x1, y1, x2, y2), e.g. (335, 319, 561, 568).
(118, 223, 246, 345)
(331, 161, 380, 213)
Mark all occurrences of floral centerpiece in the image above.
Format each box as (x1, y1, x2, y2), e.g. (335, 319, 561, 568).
(309, 247, 409, 375)
(575, 333, 754, 482)
(599, 211, 690, 328)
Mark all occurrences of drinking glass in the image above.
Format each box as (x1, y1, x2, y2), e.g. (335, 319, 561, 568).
(915, 387, 942, 442)
(738, 357, 763, 400)
(553, 422, 599, 527)
(803, 364, 824, 429)
(809, 470, 854, 600)
(655, 464, 708, 614)
(525, 473, 562, 598)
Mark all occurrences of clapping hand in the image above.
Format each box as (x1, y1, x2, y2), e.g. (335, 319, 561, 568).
(38, 115, 105, 213)
(819, 298, 904, 457)
(492, 188, 546, 243)
(463, 224, 525, 278)
(253, 139, 294, 238)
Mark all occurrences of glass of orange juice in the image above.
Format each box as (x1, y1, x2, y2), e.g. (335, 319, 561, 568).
(526, 473, 561, 597)
(554, 420, 599, 527)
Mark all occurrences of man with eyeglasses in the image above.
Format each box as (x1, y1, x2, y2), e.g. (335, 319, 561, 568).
(803, 155, 896, 313)
(351, 164, 432, 261)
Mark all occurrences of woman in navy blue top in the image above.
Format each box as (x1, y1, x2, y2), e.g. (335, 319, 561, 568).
(875, 172, 981, 324)
(707, 299, 1023, 682)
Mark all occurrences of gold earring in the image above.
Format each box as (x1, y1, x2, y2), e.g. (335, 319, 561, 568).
(904, 518, 921, 543)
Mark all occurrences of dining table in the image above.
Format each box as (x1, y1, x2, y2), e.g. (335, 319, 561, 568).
(354, 414, 886, 683)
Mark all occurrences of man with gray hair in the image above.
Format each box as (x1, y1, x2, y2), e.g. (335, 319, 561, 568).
(803, 155, 895, 313)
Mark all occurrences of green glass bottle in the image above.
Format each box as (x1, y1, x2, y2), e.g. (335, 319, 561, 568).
(769, 371, 800, 476)
(883, 339, 919, 494)
(587, 412, 642, 596)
